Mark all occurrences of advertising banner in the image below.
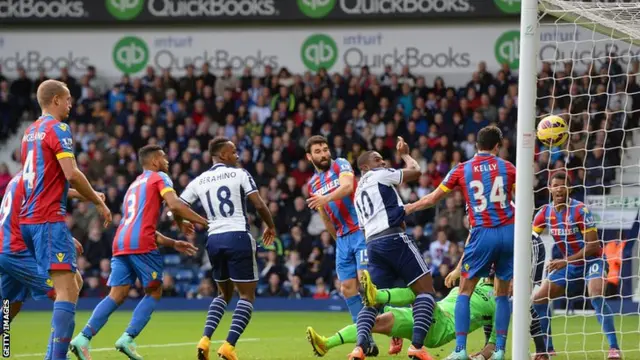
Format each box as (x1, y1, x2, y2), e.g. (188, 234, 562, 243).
(0, 0, 517, 24)
(585, 196, 640, 230)
(0, 24, 638, 87)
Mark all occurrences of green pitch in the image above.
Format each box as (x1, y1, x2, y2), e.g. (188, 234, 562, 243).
(8, 311, 640, 359)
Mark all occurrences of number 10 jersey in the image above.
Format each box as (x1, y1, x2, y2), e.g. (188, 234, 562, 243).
(354, 168, 406, 241)
(180, 163, 258, 235)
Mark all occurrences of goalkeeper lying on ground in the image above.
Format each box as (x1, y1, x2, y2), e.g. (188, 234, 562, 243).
(306, 276, 549, 360)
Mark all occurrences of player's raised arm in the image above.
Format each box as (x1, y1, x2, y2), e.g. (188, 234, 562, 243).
(55, 124, 111, 227)
(404, 165, 460, 215)
(161, 181, 208, 228)
(395, 136, 422, 183)
(307, 158, 355, 210)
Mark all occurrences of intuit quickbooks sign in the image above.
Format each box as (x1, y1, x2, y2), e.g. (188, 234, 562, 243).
(300, 32, 472, 72)
(0, 0, 515, 23)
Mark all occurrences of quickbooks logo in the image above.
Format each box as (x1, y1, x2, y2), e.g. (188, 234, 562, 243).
(297, 0, 335, 18)
(494, 0, 520, 14)
(301, 34, 338, 71)
(494, 30, 520, 69)
(106, 0, 144, 20)
(113, 36, 149, 74)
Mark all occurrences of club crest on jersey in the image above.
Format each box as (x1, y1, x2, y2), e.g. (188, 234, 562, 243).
(152, 271, 157, 280)
(46, 278, 53, 287)
(313, 179, 340, 196)
(56, 253, 65, 262)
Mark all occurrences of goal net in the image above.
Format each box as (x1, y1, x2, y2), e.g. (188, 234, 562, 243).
(515, 0, 640, 359)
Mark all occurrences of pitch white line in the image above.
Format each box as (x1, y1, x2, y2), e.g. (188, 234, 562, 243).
(14, 338, 260, 358)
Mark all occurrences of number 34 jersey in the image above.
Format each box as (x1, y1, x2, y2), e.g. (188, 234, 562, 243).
(439, 153, 516, 229)
(180, 163, 258, 235)
(113, 170, 175, 256)
(354, 168, 405, 240)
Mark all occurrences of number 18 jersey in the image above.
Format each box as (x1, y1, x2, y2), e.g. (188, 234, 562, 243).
(354, 168, 405, 240)
(439, 153, 515, 228)
(180, 163, 258, 235)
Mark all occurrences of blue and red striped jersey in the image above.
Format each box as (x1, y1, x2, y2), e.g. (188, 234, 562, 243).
(307, 158, 359, 237)
(19, 115, 74, 224)
(113, 170, 175, 256)
(439, 153, 516, 228)
(0, 174, 27, 254)
(533, 198, 600, 264)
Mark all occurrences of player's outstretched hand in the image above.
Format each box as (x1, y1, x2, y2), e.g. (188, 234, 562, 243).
(98, 203, 112, 228)
(307, 194, 328, 210)
(73, 238, 83, 256)
(396, 136, 410, 156)
(262, 227, 276, 246)
(470, 343, 495, 360)
(174, 241, 198, 256)
(95, 191, 106, 202)
(404, 203, 417, 215)
(178, 220, 195, 236)
(445, 266, 461, 288)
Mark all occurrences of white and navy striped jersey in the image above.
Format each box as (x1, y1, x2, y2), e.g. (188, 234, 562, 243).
(180, 163, 257, 235)
(354, 168, 405, 240)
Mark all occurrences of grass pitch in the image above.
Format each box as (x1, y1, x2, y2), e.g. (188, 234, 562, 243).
(8, 311, 640, 359)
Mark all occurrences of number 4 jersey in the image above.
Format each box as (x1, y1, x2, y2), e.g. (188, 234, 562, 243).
(439, 153, 516, 229)
(180, 163, 258, 235)
(113, 170, 175, 256)
(20, 115, 75, 224)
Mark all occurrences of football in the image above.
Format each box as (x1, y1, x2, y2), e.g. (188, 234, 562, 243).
(537, 115, 569, 147)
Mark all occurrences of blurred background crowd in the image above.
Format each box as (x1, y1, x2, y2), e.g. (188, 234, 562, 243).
(0, 55, 636, 300)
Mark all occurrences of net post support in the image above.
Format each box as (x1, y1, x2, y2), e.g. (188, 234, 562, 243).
(513, 0, 539, 358)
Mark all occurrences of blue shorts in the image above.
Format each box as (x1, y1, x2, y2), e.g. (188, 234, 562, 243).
(548, 258, 607, 293)
(21, 222, 76, 273)
(367, 233, 430, 289)
(207, 231, 258, 282)
(462, 224, 514, 281)
(336, 230, 367, 281)
(0, 250, 54, 302)
(108, 251, 164, 289)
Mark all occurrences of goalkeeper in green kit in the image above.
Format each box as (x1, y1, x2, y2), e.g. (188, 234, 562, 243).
(307, 272, 550, 360)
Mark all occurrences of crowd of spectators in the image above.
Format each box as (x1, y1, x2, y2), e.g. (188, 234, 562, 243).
(0, 53, 636, 300)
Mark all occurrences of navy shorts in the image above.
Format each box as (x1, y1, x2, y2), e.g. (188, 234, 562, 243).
(366, 232, 430, 289)
(0, 251, 54, 302)
(207, 231, 258, 282)
(21, 222, 76, 273)
(462, 224, 514, 281)
(108, 251, 164, 289)
(532, 233, 546, 285)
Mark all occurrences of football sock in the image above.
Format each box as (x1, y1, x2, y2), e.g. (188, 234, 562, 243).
(454, 294, 470, 352)
(203, 297, 227, 339)
(375, 288, 416, 306)
(82, 296, 119, 339)
(411, 293, 435, 348)
(226, 299, 253, 346)
(52, 301, 75, 360)
(125, 295, 159, 338)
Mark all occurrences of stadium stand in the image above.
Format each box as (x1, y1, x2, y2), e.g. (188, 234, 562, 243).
(0, 58, 635, 300)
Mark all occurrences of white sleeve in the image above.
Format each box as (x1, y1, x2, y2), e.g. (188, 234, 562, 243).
(377, 168, 403, 186)
(241, 169, 258, 195)
(179, 179, 199, 205)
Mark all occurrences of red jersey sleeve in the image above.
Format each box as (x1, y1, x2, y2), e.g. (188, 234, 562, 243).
(48, 122, 74, 160)
(506, 161, 516, 193)
(153, 172, 175, 197)
(576, 204, 597, 234)
(439, 164, 462, 193)
(532, 205, 547, 234)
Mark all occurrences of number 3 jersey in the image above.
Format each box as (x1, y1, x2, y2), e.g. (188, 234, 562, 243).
(354, 168, 405, 240)
(20, 115, 75, 224)
(113, 170, 175, 256)
(180, 163, 258, 235)
(439, 153, 516, 229)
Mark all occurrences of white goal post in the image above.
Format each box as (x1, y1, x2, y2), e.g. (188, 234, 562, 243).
(514, 0, 640, 359)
